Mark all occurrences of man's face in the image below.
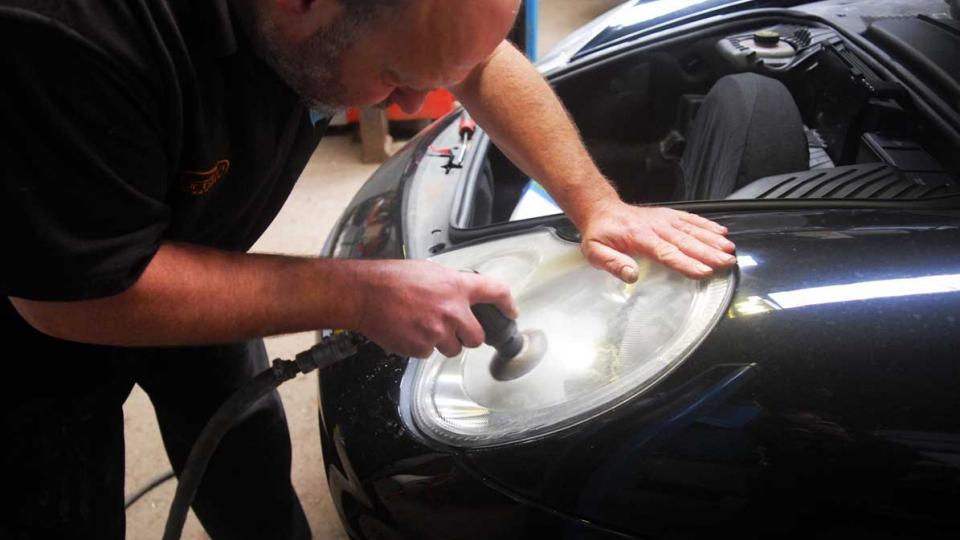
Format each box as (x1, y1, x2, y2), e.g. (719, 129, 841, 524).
(257, 0, 520, 115)
(254, 9, 356, 116)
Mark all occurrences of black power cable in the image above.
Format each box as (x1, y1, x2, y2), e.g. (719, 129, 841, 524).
(161, 332, 361, 540)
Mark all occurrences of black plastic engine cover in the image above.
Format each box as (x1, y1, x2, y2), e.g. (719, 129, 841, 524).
(727, 163, 958, 200)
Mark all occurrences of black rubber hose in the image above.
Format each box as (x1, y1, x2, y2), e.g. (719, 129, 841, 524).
(161, 333, 359, 540)
(125, 470, 175, 509)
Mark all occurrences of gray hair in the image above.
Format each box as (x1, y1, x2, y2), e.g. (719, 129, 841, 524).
(256, 0, 414, 114)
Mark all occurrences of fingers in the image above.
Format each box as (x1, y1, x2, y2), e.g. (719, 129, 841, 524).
(678, 211, 729, 236)
(675, 218, 736, 253)
(583, 241, 640, 283)
(424, 272, 513, 358)
(650, 237, 716, 278)
(579, 204, 737, 281)
(399, 332, 437, 359)
(360, 262, 515, 358)
(434, 311, 486, 357)
(461, 273, 518, 319)
(454, 314, 485, 349)
(436, 335, 463, 358)
(654, 220, 737, 272)
(409, 314, 462, 358)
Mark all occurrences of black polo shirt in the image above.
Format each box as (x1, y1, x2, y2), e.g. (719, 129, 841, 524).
(0, 5, 328, 534)
(0, 0, 328, 302)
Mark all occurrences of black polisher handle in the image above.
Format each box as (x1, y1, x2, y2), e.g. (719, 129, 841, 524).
(471, 304, 524, 360)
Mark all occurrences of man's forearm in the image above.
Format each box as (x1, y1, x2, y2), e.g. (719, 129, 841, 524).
(10, 241, 519, 357)
(451, 42, 735, 281)
(451, 41, 618, 228)
(10, 242, 361, 347)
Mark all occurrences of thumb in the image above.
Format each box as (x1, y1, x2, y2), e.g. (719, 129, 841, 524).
(583, 241, 639, 283)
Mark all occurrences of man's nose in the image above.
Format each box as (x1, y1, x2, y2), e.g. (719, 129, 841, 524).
(392, 88, 428, 114)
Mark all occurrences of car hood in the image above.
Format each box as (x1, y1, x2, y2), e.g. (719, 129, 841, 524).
(459, 208, 960, 537)
(798, 0, 954, 34)
(317, 207, 960, 537)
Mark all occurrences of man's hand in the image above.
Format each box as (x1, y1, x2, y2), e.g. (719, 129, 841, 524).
(449, 44, 734, 281)
(580, 200, 736, 281)
(352, 260, 517, 358)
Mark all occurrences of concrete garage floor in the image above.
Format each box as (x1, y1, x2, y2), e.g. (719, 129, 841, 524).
(124, 1, 621, 538)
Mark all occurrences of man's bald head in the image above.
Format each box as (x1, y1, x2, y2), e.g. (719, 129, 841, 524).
(238, 0, 520, 114)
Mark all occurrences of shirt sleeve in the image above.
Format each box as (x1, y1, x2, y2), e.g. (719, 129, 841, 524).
(0, 13, 172, 301)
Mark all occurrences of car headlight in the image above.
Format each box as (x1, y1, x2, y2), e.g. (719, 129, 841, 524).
(404, 230, 735, 448)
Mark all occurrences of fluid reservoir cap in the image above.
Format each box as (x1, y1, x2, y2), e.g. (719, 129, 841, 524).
(753, 30, 780, 47)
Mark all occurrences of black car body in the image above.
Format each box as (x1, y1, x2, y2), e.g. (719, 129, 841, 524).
(317, 1, 960, 538)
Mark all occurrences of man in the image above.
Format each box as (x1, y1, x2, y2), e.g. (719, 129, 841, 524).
(0, 0, 735, 538)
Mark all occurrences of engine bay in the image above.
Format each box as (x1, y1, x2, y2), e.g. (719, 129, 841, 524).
(472, 16, 960, 226)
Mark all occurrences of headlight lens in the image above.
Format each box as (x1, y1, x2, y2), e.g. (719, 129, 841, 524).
(405, 230, 735, 448)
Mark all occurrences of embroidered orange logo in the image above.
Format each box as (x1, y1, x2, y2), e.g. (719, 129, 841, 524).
(180, 160, 230, 196)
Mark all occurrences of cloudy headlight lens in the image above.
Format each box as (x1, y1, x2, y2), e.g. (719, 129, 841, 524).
(405, 230, 735, 447)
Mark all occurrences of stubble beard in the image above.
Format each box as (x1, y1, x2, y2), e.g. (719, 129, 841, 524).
(253, 16, 361, 117)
